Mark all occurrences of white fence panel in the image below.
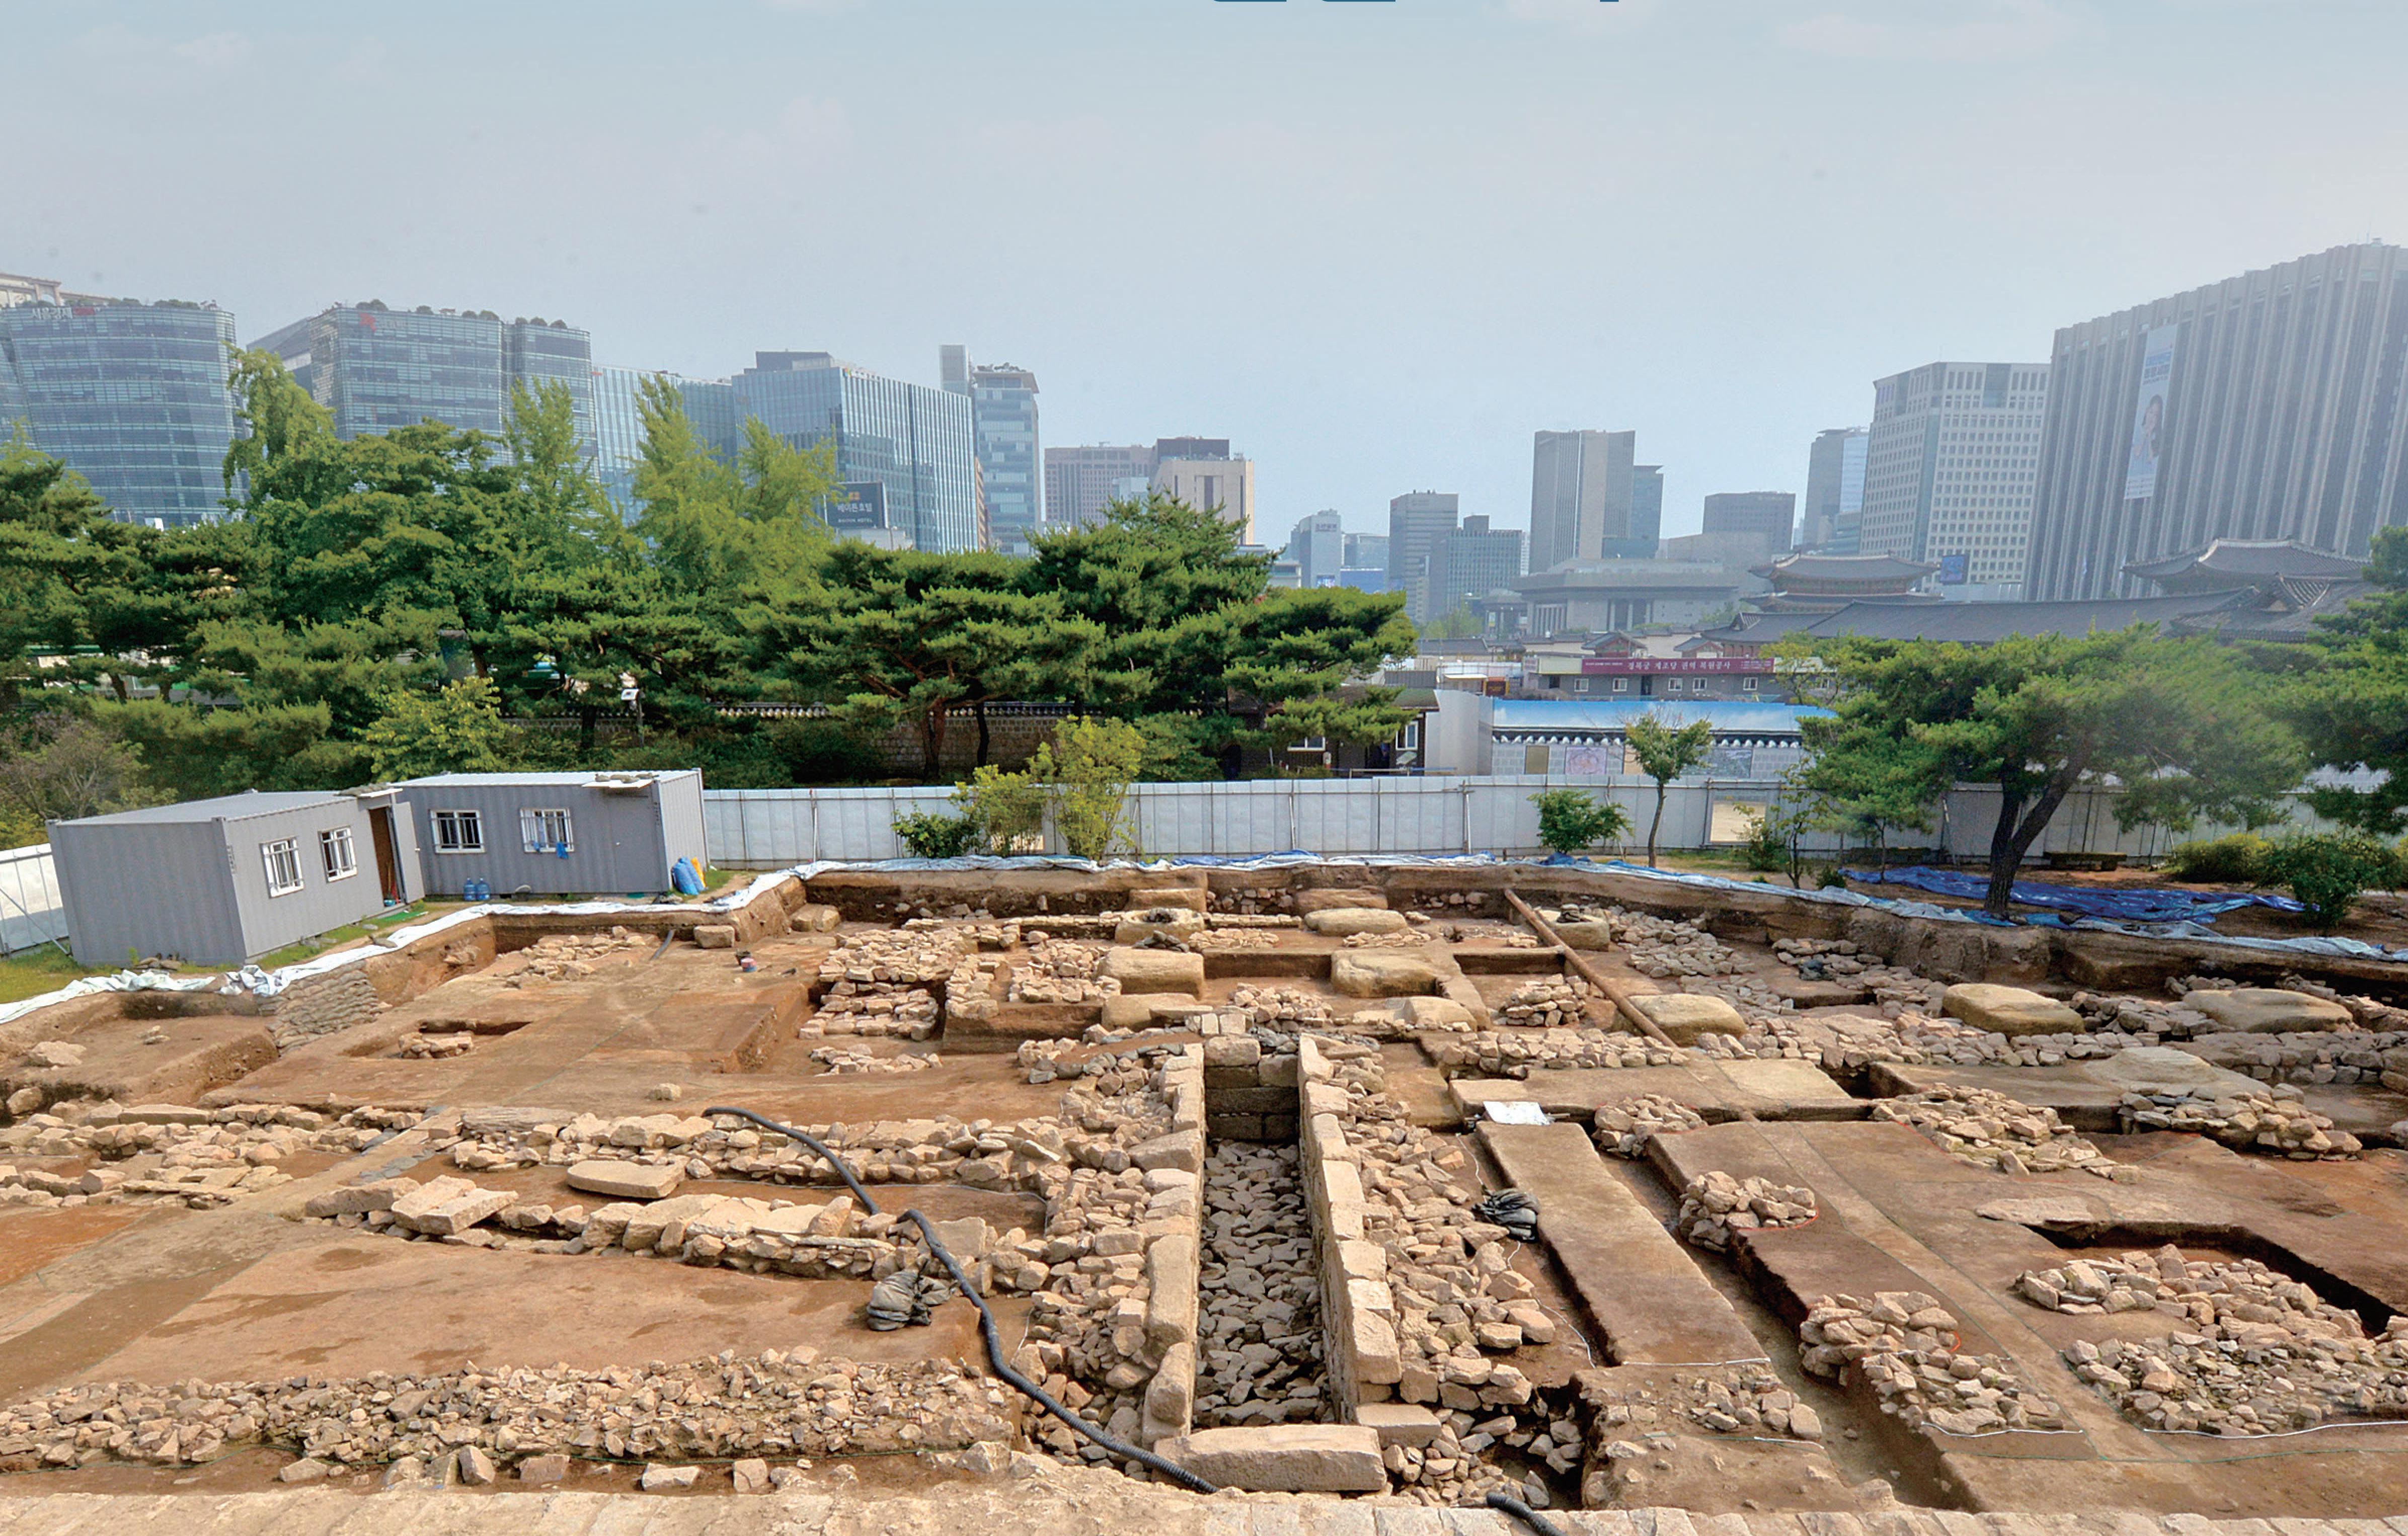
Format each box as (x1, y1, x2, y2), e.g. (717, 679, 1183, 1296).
(696, 778, 2342, 868)
(0, 844, 68, 954)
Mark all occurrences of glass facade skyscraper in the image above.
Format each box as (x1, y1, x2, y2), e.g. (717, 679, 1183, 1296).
(943, 348, 1044, 554)
(0, 300, 239, 527)
(732, 352, 977, 553)
(252, 304, 594, 457)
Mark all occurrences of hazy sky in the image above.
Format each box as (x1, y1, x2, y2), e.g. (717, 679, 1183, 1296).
(9, 0, 2403, 540)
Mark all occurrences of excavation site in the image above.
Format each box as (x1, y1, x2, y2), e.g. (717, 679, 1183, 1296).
(4, 859, 2408, 1536)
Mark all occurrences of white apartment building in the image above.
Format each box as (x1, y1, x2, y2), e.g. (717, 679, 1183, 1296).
(1859, 361, 2050, 597)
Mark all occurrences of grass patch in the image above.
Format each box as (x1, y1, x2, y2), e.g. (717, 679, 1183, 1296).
(248, 903, 429, 971)
(0, 946, 105, 1006)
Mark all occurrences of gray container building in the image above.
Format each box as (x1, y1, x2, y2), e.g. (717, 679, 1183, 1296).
(397, 770, 707, 899)
(50, 789, 422, 967)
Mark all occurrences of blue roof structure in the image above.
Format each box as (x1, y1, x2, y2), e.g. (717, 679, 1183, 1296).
(1490, 699, 1830, 740)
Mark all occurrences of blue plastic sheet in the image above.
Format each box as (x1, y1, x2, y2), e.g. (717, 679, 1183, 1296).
(1841, 863, 2303, 924)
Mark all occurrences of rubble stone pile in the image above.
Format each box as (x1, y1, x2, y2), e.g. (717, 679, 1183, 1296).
(2119, 1087, 2361, 1158)
(1301, 1038, 1574, 1507)
(1674, 1171, 1815, 1250)
(1871, 1085, 2123, 1176)
(1190, 928, 1276, 952)
(0, 1104, 400, 1210)
(502, 929, 648, 985)
(397, 1033, 474, 1059)
(810, 1046, 938, 1076)
(1227, 986, 1343, 1030)
(1005, 941, 1112, 1003)
(1497, 978, 1593, 1028)
(0, 1352, 1015, 1473)
(1430, 1029, 1682, 1078)
(1590, 1094, 1708, 1158)
(2033, 1247, 2408, 1432)
(1799, 1292, 2064, 1434)
(806, 983, 942, 1039)
(1193, 1141, 1325, 1427)
(1562, 908, 1743, 979)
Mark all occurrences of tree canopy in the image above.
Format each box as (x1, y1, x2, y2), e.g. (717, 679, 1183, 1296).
(1799, 629, 2302, 916)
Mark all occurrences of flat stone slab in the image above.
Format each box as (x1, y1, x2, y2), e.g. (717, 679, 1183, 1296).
(1941, 983, 2084, 1037)
(1451, 1059, 1862, 1123)
(1303, 907, 1409, 936)
(1158, 1424, 1386, 1491)
(1477, 1120, 1762, 1364)
(1099, 947, 1205, 997)
(1631, 992, 1745, 1042)
(2184, 987, 2355, 1034)
(566, 1159, 685, 1200)
(1329, 951, 1437, 998)
(1871, 1050, 2269, 1133)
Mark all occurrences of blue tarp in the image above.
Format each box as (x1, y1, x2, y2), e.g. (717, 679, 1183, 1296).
(1842, 863, 2304, 925)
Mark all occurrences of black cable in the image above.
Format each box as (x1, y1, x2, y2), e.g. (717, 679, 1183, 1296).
(1485, 1491, 1570, 1536)
(703, 1105, 1219, 1494)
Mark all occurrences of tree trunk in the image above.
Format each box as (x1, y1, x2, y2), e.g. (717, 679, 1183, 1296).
(974, 698, 991, 768)
(1983, 779, 2075, 918)
(1647, 781, 1668, 867)
(921, 704, 948, 781)
(577, 703, 596, 755)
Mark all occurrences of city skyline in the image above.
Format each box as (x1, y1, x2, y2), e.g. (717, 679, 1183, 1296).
(9, 2, 2400, 543)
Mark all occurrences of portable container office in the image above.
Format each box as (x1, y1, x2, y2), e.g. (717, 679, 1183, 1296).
(49, 789, 420, 967)
(396, 770, 708, 898)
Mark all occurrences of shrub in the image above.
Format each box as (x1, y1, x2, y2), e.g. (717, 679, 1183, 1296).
(891, 810, 982, 860)
(2258, 832, 2400, 930)
(1816, 866, 1848, 890)
(1531, 789, 1632, 857)
(1738, 807, 1788, 872)
(2162, 832, 2273, 885)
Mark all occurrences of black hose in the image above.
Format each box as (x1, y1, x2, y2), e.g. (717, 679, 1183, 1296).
(703, 1105, 1218, 1494)
(1486, 1492, 1571, 1536)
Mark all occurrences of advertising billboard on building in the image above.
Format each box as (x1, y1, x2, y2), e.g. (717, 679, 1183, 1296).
(2123, 325, 2178, 502)
(1937, 552, 1969, 586)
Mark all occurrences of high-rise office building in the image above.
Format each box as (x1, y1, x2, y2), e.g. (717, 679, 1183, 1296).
(1628, 464, 1664, 558)
(1859, 361, 2050, 594)
(1044, 443, 1155, 531)
(254, 303, 596, 455)
(1386, 492, 1459, 622)
(1702, 492, 1797, 552)
(730, 350, 978, 553)
(1425, 515, 1525, 624)
(1151, 437, 1255, 540)
(2027, 242, 2408, 601)
(1343, 532, 1389, 577)
(943, 347, 1044, 554)
(1285, 510, 1344, 587)
(1530, 429, 1656, 570)
(1801, 428, 1869, 551)
(0, 298, 239, 527)
(590, 367, 743, 523)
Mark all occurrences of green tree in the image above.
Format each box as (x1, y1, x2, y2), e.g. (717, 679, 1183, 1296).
(753, 542, 1100, 779)
(1419, 604, 1482, 642)
(1623, 710, 1714, 867)
(1800, 630, 2301, 919)
(1530, 787, 1632, 857)
(0, 713, 164, 843)
(1029, 716, 1146, 861)
(359, 675, 514, 780)
(2287, 526, 2408, 837)
(2258, 832, 2400, 931)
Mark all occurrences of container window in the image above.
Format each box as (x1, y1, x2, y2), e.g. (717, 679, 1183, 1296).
(520, 807, 574, 853)
(262, 837, 304, 896)
(320, 827, 357, 881)
(432, 809, 484, 853)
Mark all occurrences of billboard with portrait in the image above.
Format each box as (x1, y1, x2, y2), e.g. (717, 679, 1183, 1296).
(2124, 325, 2178, 502)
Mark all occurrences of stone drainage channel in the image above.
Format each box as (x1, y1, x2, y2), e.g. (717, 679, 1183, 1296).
(1194, 1140, 1327, 1428)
